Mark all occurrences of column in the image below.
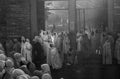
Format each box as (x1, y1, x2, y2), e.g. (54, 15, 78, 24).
(68, 0, 76, 32)
(68, 0, 77, 50)
(30, 0, 38, 38)
(37, 0, 45, 31)
(108, 0, 114, 32)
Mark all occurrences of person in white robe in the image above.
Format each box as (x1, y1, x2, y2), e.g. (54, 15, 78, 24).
(23, 39, 32, 62)
(76, 32, 83, 52)
(103, 40, 112, 64)
(49, 44, 62, 69)
(21, 36, 26, 56)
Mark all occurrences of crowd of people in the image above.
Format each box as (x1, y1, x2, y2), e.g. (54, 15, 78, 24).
(0, 30, 78, 79)
(0, 28, 120, 79)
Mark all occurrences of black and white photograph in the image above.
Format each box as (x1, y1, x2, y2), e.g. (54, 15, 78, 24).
(0, 0, 120, 79)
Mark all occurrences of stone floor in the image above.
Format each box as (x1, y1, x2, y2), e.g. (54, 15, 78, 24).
(51, 53, 120, 79)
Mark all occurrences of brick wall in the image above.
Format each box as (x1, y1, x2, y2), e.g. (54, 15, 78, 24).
(0, 0, 45, 39)
(37, 0, 45, 32)
(5, 0, 31, 38)
(113, 1, 120, 33)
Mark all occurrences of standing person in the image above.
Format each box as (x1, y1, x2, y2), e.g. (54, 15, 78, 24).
(13, 39, 21, 53)
(0, 43, 4, 51)
(76, 32, 83, 53)
(115, 33, 120, 64)
(24, 39, 32, 62)
(50, 44, 62, 69)
(107, 34, 114, 63)
(32, 36, 45, 70)
(103, 39, 112, 64)
(21, 36, 26, 56)
(76, 32, 83, 65)
(0, 43, 5, 54)
(62, 33, 70, 65)
(5, 40, 14, 57)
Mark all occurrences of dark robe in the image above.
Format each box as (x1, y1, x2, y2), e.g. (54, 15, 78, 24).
(13, 42, 21, 53)
(6, 40, 14, 57)
(32, 42, 45, 70)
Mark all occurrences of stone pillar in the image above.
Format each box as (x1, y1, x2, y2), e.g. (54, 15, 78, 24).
(68, 0, 77, 50)
(30, 0, 38, 38)
(68, 0, 76, 32)
(37, 0, 45, 31)
(108, 0, 114, 32)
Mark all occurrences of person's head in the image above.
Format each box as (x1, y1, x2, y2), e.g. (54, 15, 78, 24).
(30, 76, 39, 79)
(17, 74, 29, 79)
(19, 65, 30, 75)
(20, 57, 28, 65)
(5, 58, 14, 68)
(14, 39, 18, 43)
(34, 36, 39, 43)
(41, 64, 50, 74)
(14, 53, 22, 62)
(0, 54, 6, 61)
(27, 62, 36, 73)
(42, 73, 52, 79)
(50, 44, 54, 48)
(33, 70, 42, 78)
(76, 32, 82, 38)
(26, 39, 30, 43)
(5, 58, 14, 74)
(12, 69, 25, 79)
(21, 36, 25, 42)
(0, 60, 5, 72)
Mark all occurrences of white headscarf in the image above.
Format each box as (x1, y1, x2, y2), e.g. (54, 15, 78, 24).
(12, 69, 25, 79)
(41, 64, 50, 74)
(17, 74, 30, 79)
(30, 76, 39, 79)
(0, 54, 6, 61)
(42, 73, 52, 79)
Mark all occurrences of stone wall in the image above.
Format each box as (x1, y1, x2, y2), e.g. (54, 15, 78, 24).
(5, 0, 31, 38)
(37, 0, 45, 32)
(113, 1, 120, 33)
(0, 0, 45, 39)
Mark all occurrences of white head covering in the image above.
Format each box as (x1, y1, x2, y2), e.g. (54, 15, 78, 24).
(5, 59, 14, 68)
(14, 53, 22, 62)
(0, 60, 5, 72)
(12, 69, 25, 79)
(21, 36, 25, 41)
(30, 76, 39, 79)
(41, 64, 50, 74)
(17, 74, 29, 79)
(0, 54, 6, 61)
(25, 41, 32, 50)
(42, 73, 52, 79)
(26, 39, 30, 42)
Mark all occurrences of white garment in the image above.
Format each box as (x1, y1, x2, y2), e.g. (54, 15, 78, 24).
(76, 36, 82, 52)
(50, 47, 62, 69)
(23, 42, 32, 62)
(21, 42, 25, 56)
